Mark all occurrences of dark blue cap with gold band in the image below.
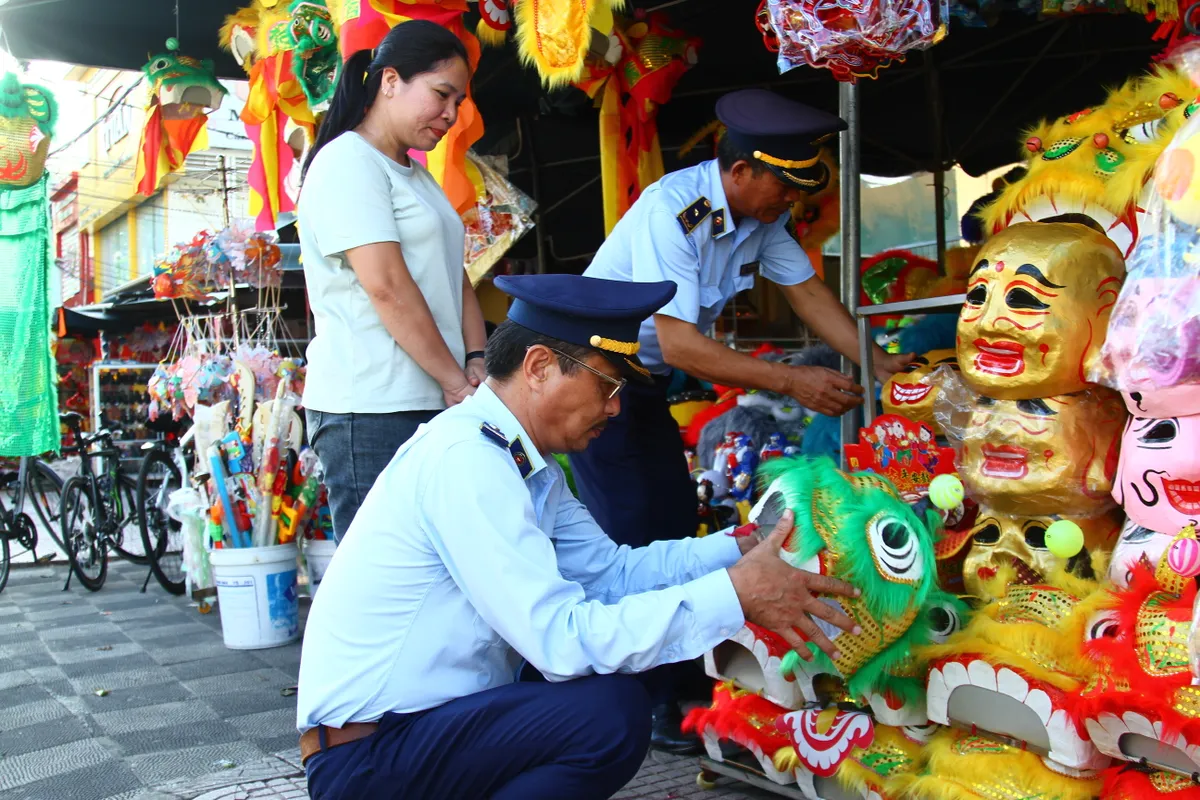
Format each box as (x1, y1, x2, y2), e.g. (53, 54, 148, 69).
(716, 88, 847, 194)
(494, 274, 677, 384)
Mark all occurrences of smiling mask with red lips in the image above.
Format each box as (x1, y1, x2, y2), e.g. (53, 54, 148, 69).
(954, 387, 1126, 516)
(881, 349, 957, 434)
(957, 222, 1126, 401)
(1113, 408, 1200, 534)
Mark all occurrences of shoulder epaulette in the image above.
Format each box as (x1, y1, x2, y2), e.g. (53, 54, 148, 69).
(677, 196, 712, 235)
(479, 422, 533, 479)
(711, 208, 726, 237)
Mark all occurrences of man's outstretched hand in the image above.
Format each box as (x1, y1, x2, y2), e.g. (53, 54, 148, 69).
(727, 510, 862, 662)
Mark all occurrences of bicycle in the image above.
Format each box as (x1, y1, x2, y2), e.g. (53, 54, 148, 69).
(0, 454, 66, 594)
(136, 426, 194, 596)
(58, 413, 149, 592)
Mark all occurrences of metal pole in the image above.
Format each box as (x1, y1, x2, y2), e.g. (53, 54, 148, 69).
(925, 53, 947, 274)
(522, 117, 549, 274)
(838, 81, 862, 466)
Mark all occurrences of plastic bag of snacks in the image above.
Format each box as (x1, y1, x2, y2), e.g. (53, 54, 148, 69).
(765, 0, 949, 81)
(463, 152, 536, 284)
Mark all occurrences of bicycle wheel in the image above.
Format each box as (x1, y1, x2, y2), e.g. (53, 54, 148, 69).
(25, 459, 65, 553)
(108, 474, 149, 565)
(61, 477, 106, 591)
(137, 448, 185, 595)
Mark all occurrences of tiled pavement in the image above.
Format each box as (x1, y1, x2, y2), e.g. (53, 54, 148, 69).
(0, 560, 777, 800)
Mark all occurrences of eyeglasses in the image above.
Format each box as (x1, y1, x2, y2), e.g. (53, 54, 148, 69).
(548, 348, 626, 400)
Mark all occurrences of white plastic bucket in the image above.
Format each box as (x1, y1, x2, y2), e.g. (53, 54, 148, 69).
(209, 543, 301, 650)
(304, 539, 337, 597)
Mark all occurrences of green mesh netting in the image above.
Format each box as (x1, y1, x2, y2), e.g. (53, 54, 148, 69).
(0, 173, 58, 457)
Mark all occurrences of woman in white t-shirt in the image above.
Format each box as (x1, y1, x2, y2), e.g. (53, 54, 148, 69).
(298, 21, 487, 542)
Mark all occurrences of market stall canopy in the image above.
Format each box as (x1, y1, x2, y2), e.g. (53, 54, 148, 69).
(0, 0, 245, 79)
(2, 0, 1165, 176)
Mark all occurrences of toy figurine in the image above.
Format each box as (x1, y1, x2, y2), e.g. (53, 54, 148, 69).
(759, 432, 787, 462)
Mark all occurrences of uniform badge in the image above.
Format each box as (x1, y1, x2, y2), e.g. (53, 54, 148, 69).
(740, 261, 760, 276)
(711, 209, 726, 237)
(479, 422, 533, 480)
(676, 196, 712, 235)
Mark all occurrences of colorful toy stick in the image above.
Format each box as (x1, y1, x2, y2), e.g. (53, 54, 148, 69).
(209, 443, 251, 548)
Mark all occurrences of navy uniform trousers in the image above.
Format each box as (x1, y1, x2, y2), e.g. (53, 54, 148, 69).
(567, 376, 699, 708)
(306, 675, 651, 799)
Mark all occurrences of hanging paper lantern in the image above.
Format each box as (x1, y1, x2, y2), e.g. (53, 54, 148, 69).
(0, 73, 56, 188)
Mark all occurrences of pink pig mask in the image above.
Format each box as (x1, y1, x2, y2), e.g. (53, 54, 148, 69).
(1113, 410, 1200, 534)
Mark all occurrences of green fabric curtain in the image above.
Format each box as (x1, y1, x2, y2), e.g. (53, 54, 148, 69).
(0, 174, 59, 457)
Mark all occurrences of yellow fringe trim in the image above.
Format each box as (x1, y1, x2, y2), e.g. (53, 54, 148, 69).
(514, 0, 597, 88)
(678, 120, 724, 159)
(475, 20, 509, 48)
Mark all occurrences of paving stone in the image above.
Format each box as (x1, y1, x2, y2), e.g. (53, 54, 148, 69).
(92, 699, 220, 735)
(59, 652, 162, 678)
(24, 604, 100, 623)
(183, 669, 295, 699)
(125, 741, 268, 786)
(0, 668, 35, 691)
(165, 653, 270, 683)
(1, 697, 73, 730)
(108, 720, 244, 758)
(0, 737, 115, 792)
(25, 665, 67, 682)
(124, 622, 215, 643)
(4, 759, 144, 800)
(67, 665, 177, 694)
(225, 709, 296, 741)
(0, 619, 36, 637)
(81, 679, 193, 713)
(149, 642, 236, 667)
(51, 641, 146, 665)
(203, 690, 296, 720)
(0, 714, 94, 758)
(38, 620, 123, 641)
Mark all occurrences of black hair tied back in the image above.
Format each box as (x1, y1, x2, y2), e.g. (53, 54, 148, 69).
(301, 20, 469, 181)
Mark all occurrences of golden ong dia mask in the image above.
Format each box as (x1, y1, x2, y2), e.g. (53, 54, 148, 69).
(956, 387, 1126, 517)
(957, 222, 1125, 400)
(963, 504, 1121, 599)
(881, 349, 958, 433)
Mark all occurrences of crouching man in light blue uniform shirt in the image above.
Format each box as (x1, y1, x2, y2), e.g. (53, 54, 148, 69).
(296, 274, 862, 800)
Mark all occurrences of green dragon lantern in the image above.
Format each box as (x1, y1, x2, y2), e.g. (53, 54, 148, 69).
(143, 40, 227, 115)
(135, 40, 227, 196)
(287, 0, 339, 113)
(704, 457, 953, 720)
(0, 73, 56, 189)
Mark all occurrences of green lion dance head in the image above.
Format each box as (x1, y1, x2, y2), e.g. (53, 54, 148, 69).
(754, 456, 947, 703)
(287, 0, 339, 113)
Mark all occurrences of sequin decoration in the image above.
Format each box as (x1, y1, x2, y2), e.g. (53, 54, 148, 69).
(995, 584, 1080, 627)
(832, 602, 918, 675)
(1150, 770, 1196, 791)
(1173, 685, 1200, 718)
(954, 734, 1012, 755)
(855, 741, 914, 776)
(1136, 591, 1192, 677)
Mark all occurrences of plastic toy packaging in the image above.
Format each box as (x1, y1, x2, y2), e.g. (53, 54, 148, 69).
(166, 486, 213, 591)
(462, 151, 536, 284)
(764, 0, 949, 82)
(1092, 90, 1200, 395)
(930, 367, 1126, 517)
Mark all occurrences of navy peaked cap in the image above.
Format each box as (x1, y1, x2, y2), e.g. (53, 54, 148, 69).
(494, 274, 677, 383)
(716, 89, 846, 194)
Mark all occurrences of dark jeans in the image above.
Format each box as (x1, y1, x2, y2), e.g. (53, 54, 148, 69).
(306, 409, 439, 542)
(305, 675, 651, 800)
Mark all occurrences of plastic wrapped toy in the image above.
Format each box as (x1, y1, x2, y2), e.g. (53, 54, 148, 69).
(934, 369, 1127, 517)
(1113, 394, 1200, 538)
(764, 0, 949, 82)
(879, 349, 958, 435)
(462, 152, 536, 284)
